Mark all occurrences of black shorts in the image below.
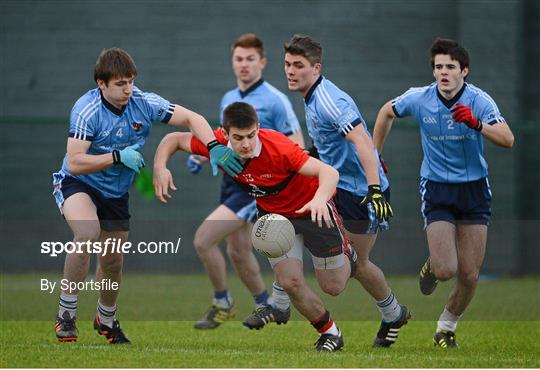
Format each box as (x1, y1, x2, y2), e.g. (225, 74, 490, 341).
(333, 187, 391, 234)
(419, 177, 492, 227)
(258, 198, 348, 258)
(53, 174, 130, 231)
(220, 175, 257, 222)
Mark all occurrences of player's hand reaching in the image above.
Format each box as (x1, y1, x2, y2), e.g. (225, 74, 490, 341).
(153, 167, 177, 203)
(360, 185, 393, 223)
(186, 154, 204, 175)
(296, 197, 333, 228)
(114, 144, 145, 173)
(451, 103, 483, 131)
(207, 140, 243, 177)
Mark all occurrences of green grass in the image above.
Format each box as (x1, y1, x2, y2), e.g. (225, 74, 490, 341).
(1, 274, 539, 367)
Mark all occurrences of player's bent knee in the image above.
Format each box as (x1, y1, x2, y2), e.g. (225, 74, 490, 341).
(193, 233, 214, 254)
(279, 275, 305, 295)
(226, 244, 250, 264)
(319, 281, 345, 296)
(432, 266, 456, 281)
(458, 270, 480, 287)
(99, 255, 123, 274)
(73, 229, 100, 244)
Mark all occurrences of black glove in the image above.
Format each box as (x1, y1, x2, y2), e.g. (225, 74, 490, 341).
(360, 185, 393, 223)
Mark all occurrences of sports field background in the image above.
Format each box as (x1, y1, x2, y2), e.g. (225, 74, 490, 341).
(1, 274, 539, 367)
(1, 0, 539, 368)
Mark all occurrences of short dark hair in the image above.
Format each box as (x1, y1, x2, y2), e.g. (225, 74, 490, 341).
(284, 34, 322, 65)
(94, 47, 137, 84)
(430, 38, 470, 70)
(222, 102, 258, 131)
(232, 33, 264, 58)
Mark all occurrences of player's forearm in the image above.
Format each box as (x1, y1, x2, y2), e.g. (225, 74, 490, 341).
(183, 111, 216, 146)
(480, 122, 514, 148)
(373, 102, 395, 153)
(314, 166, 339, 202)
(349, 128, 380, 185)
(153, 133, 187, 170)
(67, 152, 114, 175)
(356, 145, 380, 185)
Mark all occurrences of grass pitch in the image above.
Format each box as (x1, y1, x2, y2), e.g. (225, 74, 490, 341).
(1, 274, 539, 368)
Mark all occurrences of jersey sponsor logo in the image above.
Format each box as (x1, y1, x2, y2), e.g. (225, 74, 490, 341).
(261, 173, 272, 179)
(99, 130, 111, 137)
(422, 116, 437, 124)
(132, 121, 143, 132)
(247, 184, 268, 198)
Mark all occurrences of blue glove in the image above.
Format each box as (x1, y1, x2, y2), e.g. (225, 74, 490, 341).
(114, 144, 145, 173)
(186, 155, 203, 175)
(207, 140, 243, 177)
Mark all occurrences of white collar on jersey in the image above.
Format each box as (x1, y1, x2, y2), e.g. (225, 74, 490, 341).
(227, 136, 262, 159)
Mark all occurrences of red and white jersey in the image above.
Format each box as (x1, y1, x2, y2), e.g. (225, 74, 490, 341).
(191, 129, 318, 218)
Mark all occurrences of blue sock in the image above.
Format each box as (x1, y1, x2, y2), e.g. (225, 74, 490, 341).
(254, 290, 270, 307)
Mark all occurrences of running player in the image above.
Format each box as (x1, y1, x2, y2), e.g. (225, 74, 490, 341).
(373, 38, 514, 347)
(154, 101, 355, 352)
(52, 47, 241, 344)
(186, 34, 303, 330)
(283, 34, 410, 348)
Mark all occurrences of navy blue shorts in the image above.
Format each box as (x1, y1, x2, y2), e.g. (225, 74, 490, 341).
(220, 175, 257, 222)
(257, 198, 348, 258)
(419, 177, 491, 227)
(53, 174, 130, 231)
(333, 187, 391, 234)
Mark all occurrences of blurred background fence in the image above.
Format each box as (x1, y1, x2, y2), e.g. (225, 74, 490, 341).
(1, 0, 538, 274)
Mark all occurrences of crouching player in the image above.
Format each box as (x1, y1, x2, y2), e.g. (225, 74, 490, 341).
(154, 102, 358, 352)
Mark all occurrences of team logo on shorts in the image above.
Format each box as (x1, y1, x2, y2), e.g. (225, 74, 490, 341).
(132, 121, 143, 132)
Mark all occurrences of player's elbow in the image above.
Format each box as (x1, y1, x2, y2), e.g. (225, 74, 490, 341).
(66, 156, 83, 176)
(503, 132, 514, 148)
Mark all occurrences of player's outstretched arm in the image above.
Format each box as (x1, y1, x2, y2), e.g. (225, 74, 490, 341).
(153, 132, 193, 203)
(296, 158, 339, 228)
(373, 100, 397, 154)
(167, 105, 216, 145)
(164, 105, 242, 177)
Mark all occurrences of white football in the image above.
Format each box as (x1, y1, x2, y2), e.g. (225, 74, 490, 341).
(251, 213, 295, 258)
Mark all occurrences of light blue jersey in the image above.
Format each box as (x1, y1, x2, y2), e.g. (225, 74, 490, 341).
(220, 79, 300, 134)
(55, 86, 174, 198)
(392, 82, 505, 183)
(303, 76, 389, 197)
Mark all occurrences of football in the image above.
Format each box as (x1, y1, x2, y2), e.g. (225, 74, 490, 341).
(251, 213, 295, 258)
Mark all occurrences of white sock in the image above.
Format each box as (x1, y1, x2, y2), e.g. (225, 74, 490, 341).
(322, 322, 340, 336)
(376, 291, 401, 323)
(97, 301, 116, 328)
(58, 293, 77, 319)
(212, 291, 233, 309)
(437, 307, 460, 333)
(271, 281, 290, 311)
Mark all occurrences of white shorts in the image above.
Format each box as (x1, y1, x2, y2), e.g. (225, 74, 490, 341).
(267, 234, 346, 270)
